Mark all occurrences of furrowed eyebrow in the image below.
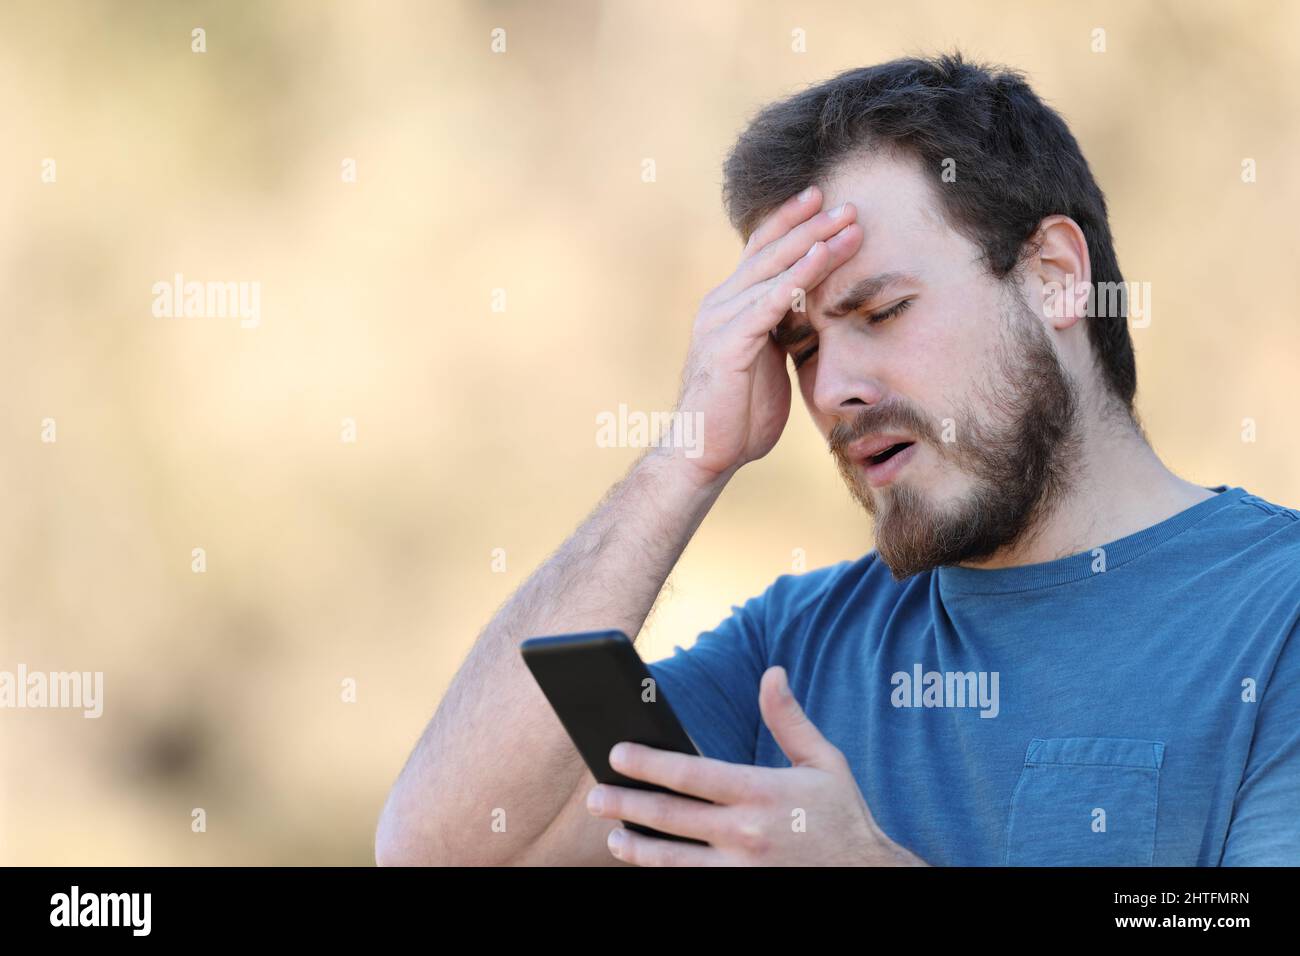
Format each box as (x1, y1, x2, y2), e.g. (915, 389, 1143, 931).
(772, 271, 920, 349)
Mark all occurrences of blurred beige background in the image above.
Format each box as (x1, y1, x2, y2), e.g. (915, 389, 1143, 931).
(0, 0, 1296, 864)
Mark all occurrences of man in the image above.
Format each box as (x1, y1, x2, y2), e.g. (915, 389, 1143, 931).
(376, 53, 1300, 866)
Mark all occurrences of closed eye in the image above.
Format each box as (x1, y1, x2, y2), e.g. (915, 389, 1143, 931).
(791, 297, 915, 369)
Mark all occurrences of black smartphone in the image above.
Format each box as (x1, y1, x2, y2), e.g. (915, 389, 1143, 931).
(520, 629, 711, 845)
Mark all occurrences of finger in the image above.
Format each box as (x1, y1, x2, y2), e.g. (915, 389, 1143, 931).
(739, 185, 821, 263)
(586, 784, 723, 844)
(728, 246, 821, 337)
(735, 219, 864, 317)
(731, 221, 864, 341)
(711, 201, 858, 311)
(759, 666, 844, 771)
(608, 741, 759, 804)
(606, 825, 720, 867)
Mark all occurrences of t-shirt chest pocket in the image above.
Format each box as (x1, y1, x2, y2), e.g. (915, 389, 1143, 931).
(1004, 737, 1165, 866)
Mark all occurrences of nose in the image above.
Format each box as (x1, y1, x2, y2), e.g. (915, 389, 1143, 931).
(810, 332, 885, 421)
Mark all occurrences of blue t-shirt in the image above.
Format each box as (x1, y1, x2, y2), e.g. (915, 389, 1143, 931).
(647, 485, 1300, 865)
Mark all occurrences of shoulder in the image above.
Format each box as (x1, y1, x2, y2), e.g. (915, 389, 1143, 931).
(1226, 488, 1300, 530)
(1212, 488, 1300, 585)
(1182, 489, 1300, 669)
(1213, 486, 1300, 531)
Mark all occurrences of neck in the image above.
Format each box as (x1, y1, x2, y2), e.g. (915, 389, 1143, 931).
(958, 403, 1216, 570)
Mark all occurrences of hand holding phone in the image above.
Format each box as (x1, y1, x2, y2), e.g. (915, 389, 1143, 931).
(521, 629, 712, 845)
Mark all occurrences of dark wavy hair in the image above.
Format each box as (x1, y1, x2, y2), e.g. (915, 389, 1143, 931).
(721, 52, 1136, 413)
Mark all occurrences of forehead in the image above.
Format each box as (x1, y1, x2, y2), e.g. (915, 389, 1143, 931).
(807, 150, 962, 306)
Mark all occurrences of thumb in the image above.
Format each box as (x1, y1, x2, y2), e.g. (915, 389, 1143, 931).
(759, 665, 841, 771)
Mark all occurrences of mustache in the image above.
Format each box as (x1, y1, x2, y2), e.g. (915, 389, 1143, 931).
(828, 403, 937, 459)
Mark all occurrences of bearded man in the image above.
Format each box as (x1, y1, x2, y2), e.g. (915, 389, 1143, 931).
(377, 53, 1300, 868)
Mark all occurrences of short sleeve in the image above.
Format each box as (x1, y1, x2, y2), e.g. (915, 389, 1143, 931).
(645, 590, 769, 766)
(1221, 623, 1300, 865)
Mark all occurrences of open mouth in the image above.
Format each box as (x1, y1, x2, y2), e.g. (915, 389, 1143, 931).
(866, 441, 914, 466)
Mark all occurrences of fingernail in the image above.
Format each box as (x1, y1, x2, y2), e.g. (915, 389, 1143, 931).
(803, 241, 821, 259)
(799, 186, 815, 201)
(828, 203, 846, 219)
(608, 829, 626, 854)
(587, 787, 605, 814)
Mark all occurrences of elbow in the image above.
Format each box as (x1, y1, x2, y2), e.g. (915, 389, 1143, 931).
(373, 826, 405, 868)
(373, 804, 407, 867)
(374, 791, 436, 867)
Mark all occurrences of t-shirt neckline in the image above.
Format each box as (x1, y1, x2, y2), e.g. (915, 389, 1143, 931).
(936, 485, 1245, 596)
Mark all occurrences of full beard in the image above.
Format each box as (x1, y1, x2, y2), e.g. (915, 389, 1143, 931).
(834, 292, 1082, 580)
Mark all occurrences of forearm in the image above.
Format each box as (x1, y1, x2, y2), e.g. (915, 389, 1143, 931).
(376, 448, 732, 865)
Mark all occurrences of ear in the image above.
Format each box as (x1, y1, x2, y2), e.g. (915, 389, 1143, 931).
(1029, 215, 1091, 332)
